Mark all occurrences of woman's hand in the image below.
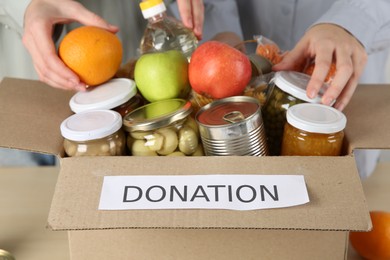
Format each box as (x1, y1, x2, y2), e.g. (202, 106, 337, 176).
(176, 0, 204, 40)
(22, 0, 118, 91)
(273, 23, 367, 111)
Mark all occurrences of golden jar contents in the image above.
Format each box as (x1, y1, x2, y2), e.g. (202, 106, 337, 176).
(281, 103, 346, 156)
(60, 110, 126, 157)
(123, 99, 203, 156)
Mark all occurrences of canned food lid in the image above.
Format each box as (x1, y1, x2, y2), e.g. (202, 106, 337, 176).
(123, 99, 192, 132)
(60, 110, 123, 141)
(286, 103, 347, 134)
(140, 0, 166, 19)
(196, 96, 260, 126)
(274, 71, 326, 103)
(69, 78, 137, 113)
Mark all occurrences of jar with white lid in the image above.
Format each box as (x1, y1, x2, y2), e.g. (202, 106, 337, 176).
(69, 78, 144, 117)
(281, 103, 347, 156)
(123, 99, 203, 156)
(60, 110, 126, 157)
(262, 71, 328, 156)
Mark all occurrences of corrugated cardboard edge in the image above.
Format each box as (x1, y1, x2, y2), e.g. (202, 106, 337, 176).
(344, 84, 390, 152)
(0, 77, 73, 156)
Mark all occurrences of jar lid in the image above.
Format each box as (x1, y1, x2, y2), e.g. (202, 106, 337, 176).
(60, 110, 123, 141)
(196, 96, 260, 126)
(69, 78, 137, 113)
(273, 71, 327, 103)
(140, 0, 166, 19)
(123, 99, 192, 132)
(286, 103, 347, 134)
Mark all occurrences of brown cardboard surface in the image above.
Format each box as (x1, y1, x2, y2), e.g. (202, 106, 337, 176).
(48, 156, 370, 231)
(344, 84, 390, 151)
(0, 77, 73, 155)
(68, 229, 348, 260)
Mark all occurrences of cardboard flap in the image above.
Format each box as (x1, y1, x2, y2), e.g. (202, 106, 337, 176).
(0, 77, 73, 155)
(48, 156, 371, 231)
(344, 84, 390, 151)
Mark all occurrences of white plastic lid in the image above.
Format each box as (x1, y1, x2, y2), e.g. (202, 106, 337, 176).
(273, 71, 327, 103)
(286, 103, 347, 134)
(69, 78, 137, 113)
(60, 110, 123, 141)
(140, 0, 166, 19)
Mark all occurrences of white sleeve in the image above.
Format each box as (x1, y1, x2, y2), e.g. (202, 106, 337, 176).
(0, 0, 31, 34)
(313, 0, 390, 54)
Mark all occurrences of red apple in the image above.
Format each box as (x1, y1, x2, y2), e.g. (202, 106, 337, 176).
(189, 41, 252, 99)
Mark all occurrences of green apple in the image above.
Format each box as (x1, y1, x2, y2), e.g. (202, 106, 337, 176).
(134, 50, 190, 102)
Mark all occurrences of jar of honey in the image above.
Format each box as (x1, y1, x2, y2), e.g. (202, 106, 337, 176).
(60, 110, 126, 157)
(262, 71, 327, 155)
(281, 103, 347, 156)
(69, 78, 144, 117)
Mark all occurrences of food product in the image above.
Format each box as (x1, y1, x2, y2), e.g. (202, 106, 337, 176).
(189, 41, 252, 99)
(60, 110, 126, 157)
(281, 103, 346, 156)
(195, 96, 268, 156)
(69, 78, 143, 117)
(134, 50, 190, 102)
(350, 211, 390, 260)
(59, 26, 123, 86)
(262, 71, 325, 155)
(123, 99, 203, 156)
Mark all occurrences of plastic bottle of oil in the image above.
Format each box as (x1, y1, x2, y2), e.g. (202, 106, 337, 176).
(139, 0, 198, 61)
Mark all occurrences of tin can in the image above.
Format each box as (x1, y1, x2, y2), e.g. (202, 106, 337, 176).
(123, 99, 204, 156)
(195, 96, 268, 156)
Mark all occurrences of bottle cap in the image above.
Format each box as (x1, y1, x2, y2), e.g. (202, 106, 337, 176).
(69, 78, 137, 113)
(140, 0, 166, 19)
(123, 99, 192, 132)
(286, 103, 347, 134)
(273, 71, 327, 103)
(61, 110, 123, 141)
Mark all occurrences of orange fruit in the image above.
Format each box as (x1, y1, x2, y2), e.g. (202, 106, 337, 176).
(350, 211, 390, 260)
(59, 26, 123, 86)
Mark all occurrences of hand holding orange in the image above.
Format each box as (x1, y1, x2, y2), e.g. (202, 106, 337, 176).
(59, 26, 123, 87)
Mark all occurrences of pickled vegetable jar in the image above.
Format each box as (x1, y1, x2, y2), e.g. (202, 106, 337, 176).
(262, 71, 327, 155)
(60, 110, 126, 157)
(69, 78, 143, 117)
(123, 99, 203, 156)
(281, 103, 346, 156)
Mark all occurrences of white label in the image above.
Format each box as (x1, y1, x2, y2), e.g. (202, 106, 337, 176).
(98, 175, 309, 211)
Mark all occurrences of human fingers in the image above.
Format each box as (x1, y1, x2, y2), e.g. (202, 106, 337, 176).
(177, 0, 204, 39)
(24, 25, 86, 91)
(321, 45, 353, 107)
(333, 51, 367, 111)
(58, 1, 119, 32)
(272, 38, 308, 72)
(306, 44, 334, 100)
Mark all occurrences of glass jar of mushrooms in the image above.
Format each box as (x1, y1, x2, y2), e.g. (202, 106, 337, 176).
(123, 99, 204, 156)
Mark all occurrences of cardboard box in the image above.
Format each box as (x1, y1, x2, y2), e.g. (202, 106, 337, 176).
(1, 77, 390, 259)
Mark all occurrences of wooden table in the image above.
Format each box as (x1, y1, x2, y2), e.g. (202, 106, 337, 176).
(0, 163, 389, 260)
